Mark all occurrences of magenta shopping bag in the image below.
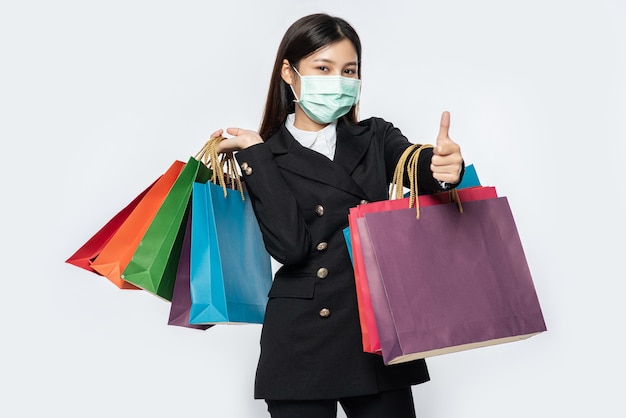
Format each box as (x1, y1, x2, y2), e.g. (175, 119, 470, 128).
(361, 195, 547, 365)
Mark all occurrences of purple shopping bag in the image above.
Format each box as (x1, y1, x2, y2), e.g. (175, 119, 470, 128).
(355, 217, 399, 358)
(168, 211, 213, 330)
(362, 196, 546, 365)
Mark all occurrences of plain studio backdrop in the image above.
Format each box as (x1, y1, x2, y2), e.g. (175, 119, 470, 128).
(1, 0, 624, 417)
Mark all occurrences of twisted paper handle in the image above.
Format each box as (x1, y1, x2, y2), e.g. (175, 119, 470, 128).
(195, 136, 245, 200)
(390, 143, 462, 218)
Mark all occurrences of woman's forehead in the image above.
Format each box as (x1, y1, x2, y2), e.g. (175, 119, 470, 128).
(304, 39, 358, 64)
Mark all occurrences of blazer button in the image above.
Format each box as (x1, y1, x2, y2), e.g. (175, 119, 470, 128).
(316, 242, 328, 251)
(314, 205, 324, 217)
(316, 267, 328, 279)
(240, 162, 253, 175)
(360, 199, 369, 205)
(319, 308, 331, 318)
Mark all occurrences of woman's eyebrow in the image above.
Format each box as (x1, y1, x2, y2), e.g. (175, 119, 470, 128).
(311, 58, 358, 66)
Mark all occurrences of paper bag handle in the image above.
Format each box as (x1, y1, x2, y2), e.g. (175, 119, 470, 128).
(390, 143, 462, 218)
(195, 136, 245, 200)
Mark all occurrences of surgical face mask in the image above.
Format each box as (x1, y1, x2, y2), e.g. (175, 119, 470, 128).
(289, 66, 361, 124)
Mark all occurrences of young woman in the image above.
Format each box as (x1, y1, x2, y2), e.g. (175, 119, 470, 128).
(212, 13, 464, 418)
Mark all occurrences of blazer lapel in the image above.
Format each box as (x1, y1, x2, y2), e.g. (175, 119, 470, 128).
(334, 120, 372, 175)
(267, 124, 368, 198)
(334, 120, 377, 200)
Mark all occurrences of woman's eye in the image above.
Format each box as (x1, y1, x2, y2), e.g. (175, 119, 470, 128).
(317, 66, 329, 72)
(344, 68, 357, 76)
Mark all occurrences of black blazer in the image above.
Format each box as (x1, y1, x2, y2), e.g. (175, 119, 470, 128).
(236, 117, 454, 400)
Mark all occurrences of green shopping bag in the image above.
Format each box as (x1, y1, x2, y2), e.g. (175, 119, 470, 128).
(121, 147, 213, 301)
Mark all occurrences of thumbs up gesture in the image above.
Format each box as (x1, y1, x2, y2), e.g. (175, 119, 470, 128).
(430, 111, 463, 184)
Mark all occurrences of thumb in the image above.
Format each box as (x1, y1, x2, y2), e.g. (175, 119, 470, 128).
(226, 127, 242, 137)
(435, 111, 451, 153)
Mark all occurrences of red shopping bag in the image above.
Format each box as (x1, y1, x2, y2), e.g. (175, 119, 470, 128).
(65, 179, 157, 275)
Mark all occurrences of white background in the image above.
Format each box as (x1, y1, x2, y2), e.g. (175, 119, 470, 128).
(2, 0, 625, 417)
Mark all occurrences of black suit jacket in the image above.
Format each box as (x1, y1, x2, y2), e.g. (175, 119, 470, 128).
(236, 117, 454, 400)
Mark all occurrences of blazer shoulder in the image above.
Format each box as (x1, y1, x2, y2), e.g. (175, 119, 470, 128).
(356, 116, 394, 130)
(338, 116, 398, 140)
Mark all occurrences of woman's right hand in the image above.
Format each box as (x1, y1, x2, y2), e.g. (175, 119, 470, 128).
(211, 127, 263, 153)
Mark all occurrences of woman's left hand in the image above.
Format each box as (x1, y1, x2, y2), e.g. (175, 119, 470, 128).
(211, 127, 263, 153)
(430, 111, 463, 183)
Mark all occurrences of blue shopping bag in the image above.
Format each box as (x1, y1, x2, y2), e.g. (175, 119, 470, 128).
(188, 181, 273, 324)
(457, 163, 480, 189)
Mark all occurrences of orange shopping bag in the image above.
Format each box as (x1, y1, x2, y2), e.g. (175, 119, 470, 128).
(89, 160, 185, 288)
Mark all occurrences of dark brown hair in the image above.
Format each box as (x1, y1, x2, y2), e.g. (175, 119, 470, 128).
(258, 14, 362, 140)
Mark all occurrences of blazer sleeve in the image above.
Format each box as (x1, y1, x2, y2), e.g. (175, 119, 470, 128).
(234, 143, 313, 266)
(376, 118, 464, 195)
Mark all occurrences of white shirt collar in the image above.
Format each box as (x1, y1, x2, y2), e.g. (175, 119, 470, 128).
(285, 113, 338, 160)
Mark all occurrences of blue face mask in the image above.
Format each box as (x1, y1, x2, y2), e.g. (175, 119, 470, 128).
(289, 66, 361, 124)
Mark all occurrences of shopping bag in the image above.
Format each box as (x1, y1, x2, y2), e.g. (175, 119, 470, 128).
(362, 195, 546, 365)
(357, 146, 545, 365)
(120, 155, 212, 301)
(347, 162, 481, 266)
(457, 163, 480, 189)
(343, 227, 353, 264)
(65, 179, 157, 275)
(347, 157, 485, 354)
(348, 203, 381, 354)
(346, 145, 431, 352)
(355, 215, 395, 357)
(89, 160, 186, 288)
(168, 211, 213, 330)
(188, 141, 273, 324)
(189, 180, 273, 324)
(349, 185, 497, 354)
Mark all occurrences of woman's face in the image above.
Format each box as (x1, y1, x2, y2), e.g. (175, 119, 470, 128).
(295, 38, 359, 79)
(281, 38, 359, 131)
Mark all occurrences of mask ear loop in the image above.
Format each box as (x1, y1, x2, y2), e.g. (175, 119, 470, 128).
(291, 64, 302, 77)
(289, 84, 300, 102)
(288, 63, 301, 102)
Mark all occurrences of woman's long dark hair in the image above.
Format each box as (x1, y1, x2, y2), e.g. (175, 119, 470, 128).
(258, 14, 362, 140)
